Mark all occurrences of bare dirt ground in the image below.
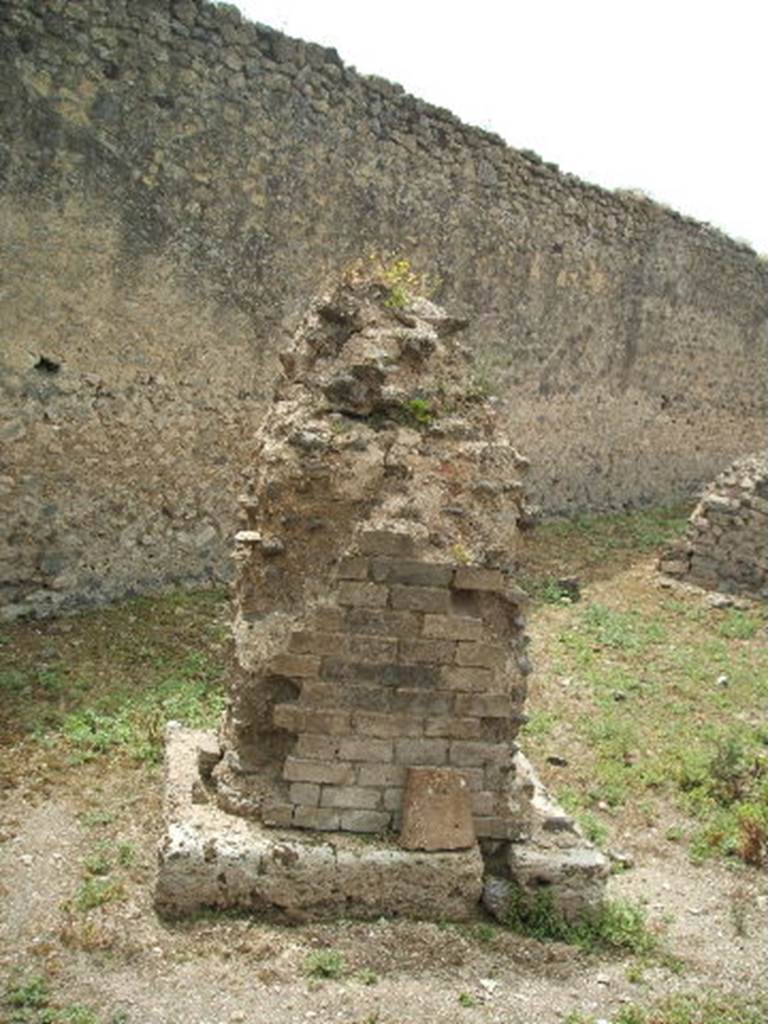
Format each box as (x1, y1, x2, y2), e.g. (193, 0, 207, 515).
(2, 552, 767, 1024)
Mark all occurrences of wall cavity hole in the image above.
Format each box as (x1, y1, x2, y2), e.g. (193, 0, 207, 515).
(34, 356, 60, 374)
(103, 61, 120, 80)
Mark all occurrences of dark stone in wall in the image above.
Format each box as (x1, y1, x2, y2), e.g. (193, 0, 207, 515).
(1, 0, 767, 619)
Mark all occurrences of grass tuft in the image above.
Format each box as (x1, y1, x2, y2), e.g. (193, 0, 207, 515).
(305, 949, 345, 980)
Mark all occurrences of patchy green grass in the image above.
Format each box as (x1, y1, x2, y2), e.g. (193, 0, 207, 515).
(549, 594, 768, 860)
(521, 508, 768, 869)
(520, 505, 690, 596)
(70, 877, 125, 913)
(3, 974, 110, 1024)
(0, 589, 228, 765)
(502, 887, 659, 957)
(566, 991, 768, 1024)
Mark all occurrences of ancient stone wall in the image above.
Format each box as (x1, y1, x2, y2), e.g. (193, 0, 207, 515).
(2, 0, 767, 618)
(660, 454, 768, 598)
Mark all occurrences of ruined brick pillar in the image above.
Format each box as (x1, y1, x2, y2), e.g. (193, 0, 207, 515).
(157, 268, 609, 922)
(212, 269, 536, 843)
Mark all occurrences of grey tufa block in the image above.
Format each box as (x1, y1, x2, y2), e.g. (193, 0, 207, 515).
(155, 726, 484, 920)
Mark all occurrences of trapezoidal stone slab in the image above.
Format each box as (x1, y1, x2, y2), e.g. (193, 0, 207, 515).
(400, 766, 475, 851)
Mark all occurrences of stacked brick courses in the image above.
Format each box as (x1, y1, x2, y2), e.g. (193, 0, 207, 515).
(257, 540, 529, 837)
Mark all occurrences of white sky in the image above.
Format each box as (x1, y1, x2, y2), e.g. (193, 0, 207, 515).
(231, 0, 768, 255)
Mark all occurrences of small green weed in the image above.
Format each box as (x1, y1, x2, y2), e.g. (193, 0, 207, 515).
(718, 611, 760, 640)
(305, 949, 345, 979)
(72, 878, 124, 912)
(7, 976, 50, 1010)
(540, 579, 576, 604)
(79, 810, 117, 828)
(116, 842, 135, 867)
(400, 396, 435, 428)
(458, 992, 477, 1007)
(356, 968, 378, 986)
(56, 1009, 103, 1024)
(0, 669, 28, 693)
(378, 256, 425, 309)
(625, 961, 645, 984)
(450, 543, 472, 564)
(471, 922, 498, 943)
(678, 732, 768, 865)
(83, 845, 112, 877)
(577, 810, 608, 845)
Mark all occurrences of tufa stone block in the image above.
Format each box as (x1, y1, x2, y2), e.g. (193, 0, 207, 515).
(399, 638, 456, 664)
(338, 737, 393, 762)
(320, 786, 382, 809)
(268, 652, 320, 677)
(449, 741, 510, 767)
(346, 608, 422, 637)
(424, 716, 483, 740)
(453, 566, 504, 591)
(293, 806, 340, 831)
(357, 763, 407, 787)
(390, 585, 451, 614)
(336, 556, 369, 579)
(395, 738, 448, 765)
(455, 642, 506, 668)
(454, 694, 511, 718)
(339, 809, 391, 833)
(289, 630, 345, 656)
(353, 711, 424, 738)
(283, 758, 355, 785)
(337, 581, 389, 608)
(289, 782, 320, 806)
(423, 614, 482, 640)
(370, 559, 453, 587)
(295, 734, 340, 759)
(442, 666, 495, 692)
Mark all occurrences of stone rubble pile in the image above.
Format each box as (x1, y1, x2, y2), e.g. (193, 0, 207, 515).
(660, 454, 768, 599)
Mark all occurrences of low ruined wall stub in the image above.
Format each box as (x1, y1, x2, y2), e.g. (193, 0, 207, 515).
(660, 454, 768, 599)
(1, 0, 767, 616)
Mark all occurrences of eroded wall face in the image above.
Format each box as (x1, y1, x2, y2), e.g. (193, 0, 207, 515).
(2, 0, 767, 617)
